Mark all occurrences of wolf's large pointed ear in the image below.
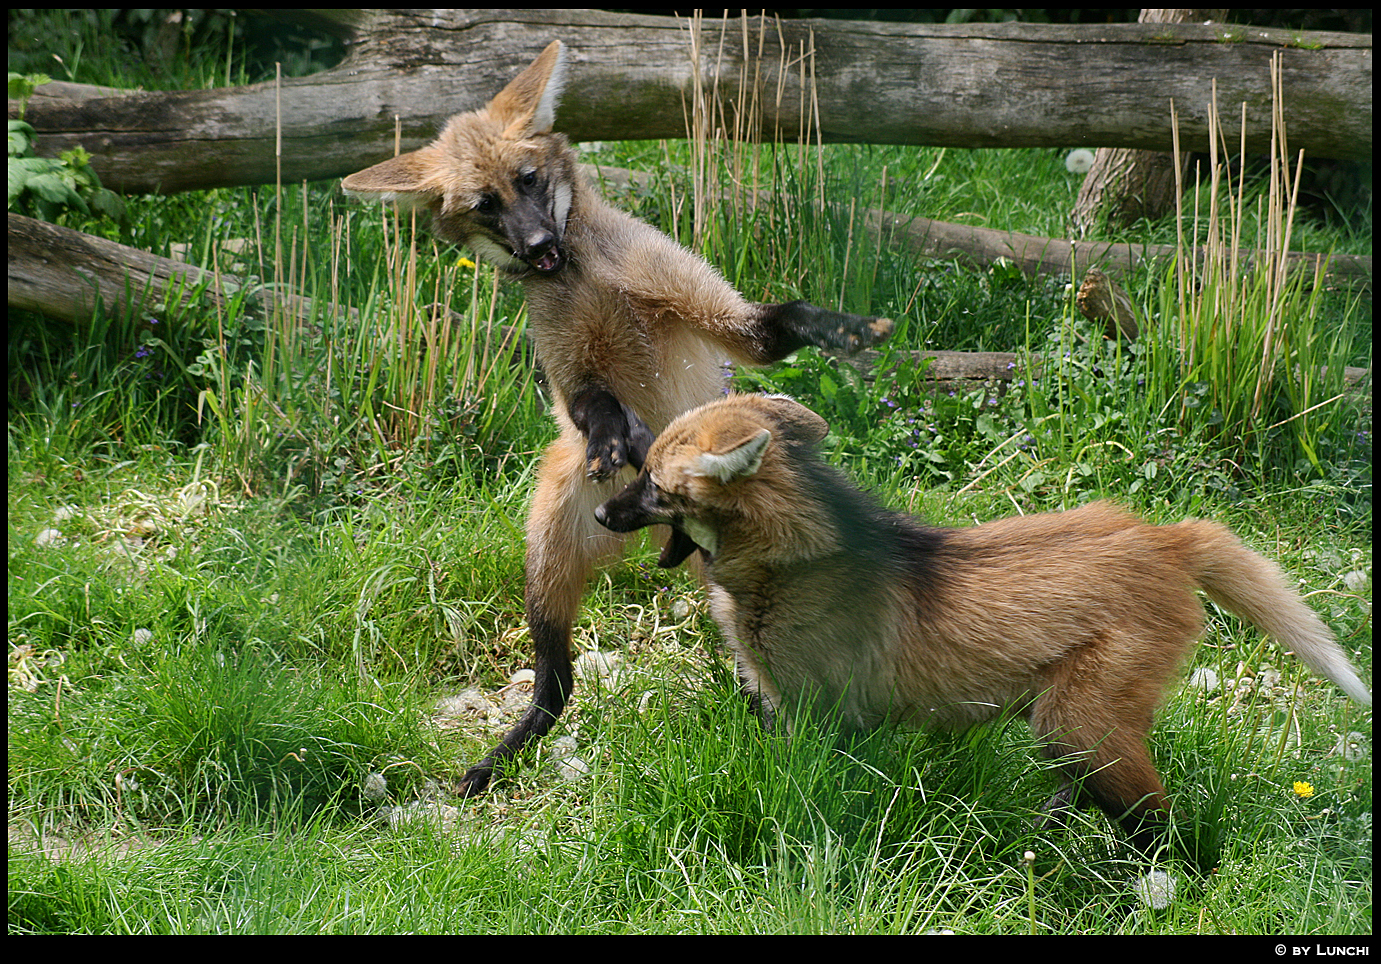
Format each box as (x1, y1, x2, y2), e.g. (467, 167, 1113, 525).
(755, 395, 829, 445)
(690, 428, 772, 484)
(340, 145, 444, 211)
(488, 40, 568, 139)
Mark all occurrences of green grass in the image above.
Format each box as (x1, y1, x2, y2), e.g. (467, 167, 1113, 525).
(8, 11, 1372, 935)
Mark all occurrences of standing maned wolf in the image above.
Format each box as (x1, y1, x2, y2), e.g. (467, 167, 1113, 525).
(343, 42, 892, 794)
(595, 394, 1372, 856)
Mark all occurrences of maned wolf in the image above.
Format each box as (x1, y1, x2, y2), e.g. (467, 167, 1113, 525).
(595, 394, 1372, 855)
(342, 42, 892, 795)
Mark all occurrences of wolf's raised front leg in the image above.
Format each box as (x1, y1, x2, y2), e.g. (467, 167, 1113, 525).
(614, 236, 892, 364)
(456, 436, 629, 797)
(754, 300, 895, 358)
(567, 387, 656, 480)
(688, 299, 892, 366)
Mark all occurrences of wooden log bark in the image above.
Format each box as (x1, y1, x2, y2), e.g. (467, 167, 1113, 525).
(864, 205, 1372, 288)
(828, 345, 1368, 391)
(1076, 268, 1142, 341)
(8, 10, 1371, 195)
(590, 163, 1371, 288)
(6, 212, 329, 326)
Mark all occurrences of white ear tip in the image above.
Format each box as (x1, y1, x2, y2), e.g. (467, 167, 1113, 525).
(534, 45, 569, 132)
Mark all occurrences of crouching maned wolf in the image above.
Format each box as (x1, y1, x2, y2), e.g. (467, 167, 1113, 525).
(595, 394, 1372, 856)
(342, 42, 892, 795)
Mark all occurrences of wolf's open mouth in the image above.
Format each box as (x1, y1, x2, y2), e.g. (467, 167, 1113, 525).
(529, 246, 563, 273)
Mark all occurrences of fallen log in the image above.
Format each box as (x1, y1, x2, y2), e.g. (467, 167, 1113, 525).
(589, 164, 1372, 288)
(7, 212, 331, 326)
(9, 10, 1372, 194)
(864, 206, 1372, 288)
(825, 345, 1369, 393)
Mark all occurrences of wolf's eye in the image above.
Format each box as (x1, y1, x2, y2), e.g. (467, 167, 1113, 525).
(474, 195, 497, 214)
(518, 171, 538, 189)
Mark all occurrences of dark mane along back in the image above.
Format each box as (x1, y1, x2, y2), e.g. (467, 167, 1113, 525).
(793, 452, 949, 595)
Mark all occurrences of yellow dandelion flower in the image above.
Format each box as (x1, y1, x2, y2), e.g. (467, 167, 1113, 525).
(458, 257, 477, 269)
(1292, 781, 1315, 799)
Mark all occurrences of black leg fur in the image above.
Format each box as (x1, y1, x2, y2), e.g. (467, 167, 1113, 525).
(456, 610, 574, 797)
(568, 387, 655, 478)
(751, 301, 894, 361)
(1035, 767, 1176, 863)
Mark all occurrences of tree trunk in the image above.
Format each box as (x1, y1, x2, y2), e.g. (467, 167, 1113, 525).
(9, 10, 1371, 195)
(1069, 10, 1226, 237)
(1069, 147, 1186, 238)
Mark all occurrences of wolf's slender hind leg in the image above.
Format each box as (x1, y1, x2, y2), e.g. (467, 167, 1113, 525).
(457, 437, 626, 796)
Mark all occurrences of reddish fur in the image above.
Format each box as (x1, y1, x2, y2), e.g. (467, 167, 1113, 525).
(343, 43, 891, 793)
(596, 395, 1371, 856)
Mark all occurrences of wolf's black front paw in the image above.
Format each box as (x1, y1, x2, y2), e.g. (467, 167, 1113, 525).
(569, 388, 654, 479)
(769, 300, 893, 356)
(585, 433, 628, 480)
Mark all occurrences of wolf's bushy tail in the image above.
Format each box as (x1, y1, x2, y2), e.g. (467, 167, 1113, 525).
(1177, 520, 1371, 707)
